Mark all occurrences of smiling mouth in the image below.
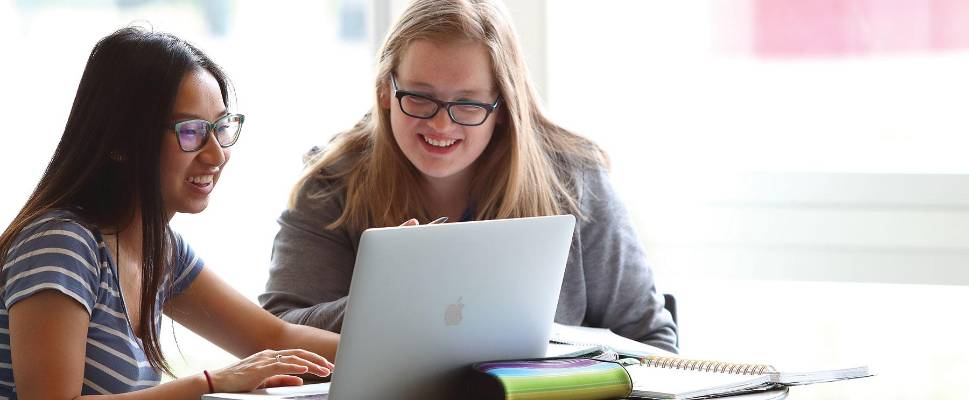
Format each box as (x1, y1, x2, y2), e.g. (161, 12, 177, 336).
(186, 174, 214, 188)
(421, 134, 460, 148)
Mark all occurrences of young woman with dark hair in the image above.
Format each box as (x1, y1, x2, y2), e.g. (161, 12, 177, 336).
(0, 27, 337, 399)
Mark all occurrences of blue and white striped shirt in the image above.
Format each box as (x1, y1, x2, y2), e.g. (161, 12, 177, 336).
(0, 210, 203, 398)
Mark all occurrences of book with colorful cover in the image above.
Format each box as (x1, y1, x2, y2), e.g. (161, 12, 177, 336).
(466, 325, 872, 400)
(468, 357, 633, 400)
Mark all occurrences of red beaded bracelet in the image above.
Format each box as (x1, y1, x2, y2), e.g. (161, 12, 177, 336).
(203, 370, 214, 393)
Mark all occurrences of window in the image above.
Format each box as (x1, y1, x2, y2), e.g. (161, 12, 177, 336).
(542, 2, 969, 397)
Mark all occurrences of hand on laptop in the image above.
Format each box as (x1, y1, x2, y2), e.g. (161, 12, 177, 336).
(205, 349, 334, 393)
(400, 217, 447, 226)
(400, 218, 419, 226)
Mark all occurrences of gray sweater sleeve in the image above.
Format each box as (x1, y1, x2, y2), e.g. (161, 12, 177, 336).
(554, 168, 679, 353)
(259, 176, 357, 332)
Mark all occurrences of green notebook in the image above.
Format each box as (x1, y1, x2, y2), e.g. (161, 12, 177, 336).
(467, 357, 633, 400)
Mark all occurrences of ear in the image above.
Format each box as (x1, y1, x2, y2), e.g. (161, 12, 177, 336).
(495, 107, 507, 125)
(378, 84, 392, 109)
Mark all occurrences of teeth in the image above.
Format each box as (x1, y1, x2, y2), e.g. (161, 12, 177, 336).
(423, 135, 457, 148)
(186, 175, 214, 185)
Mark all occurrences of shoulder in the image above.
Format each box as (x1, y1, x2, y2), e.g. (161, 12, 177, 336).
(5, 209, 100, 261)
(568, 164, 613, 202)
(545, 132, 610, 198)
(168, 230, 192, 261)
(293, 172, 347, 214)
(569, 165, 630, 229)
(168, 230, 204, 268)
(2, 210, 103, 313)
(293, 146, 353, 211)
(167, 230, 205, 296)
(301, 138, 363, 177)
(575, 164, 611, 187)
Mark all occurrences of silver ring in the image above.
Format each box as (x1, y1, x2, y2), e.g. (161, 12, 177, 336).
(275, 354, 282, 362)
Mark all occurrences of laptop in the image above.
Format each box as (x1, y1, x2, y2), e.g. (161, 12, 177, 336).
(204, 214, 575, 400)
(329, 214, 576, 399)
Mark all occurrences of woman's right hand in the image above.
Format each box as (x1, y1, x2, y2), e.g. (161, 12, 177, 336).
(206, 349, 334, 393)
(400, 218, 419, 226)
(401, 216, 448, 226)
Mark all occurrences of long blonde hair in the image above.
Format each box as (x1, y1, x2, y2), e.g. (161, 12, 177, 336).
(291, 0, 607, 231)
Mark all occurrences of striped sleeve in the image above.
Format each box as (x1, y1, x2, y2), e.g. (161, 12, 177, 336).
(169, 231, 204, 297)
(2, 218, 101, 314)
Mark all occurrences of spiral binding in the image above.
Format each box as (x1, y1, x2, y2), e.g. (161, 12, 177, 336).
(642, 355, 776, 376)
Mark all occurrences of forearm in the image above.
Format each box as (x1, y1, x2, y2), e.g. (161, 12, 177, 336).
(73, 374, 208, 400)
(264, 187, 358, 333)
(589, 260, 678, 352)
(276, 321, 341, 361)
(644, 332, 678, 354)
(612, 290, 678, 352)
(264, 294, 348, 332)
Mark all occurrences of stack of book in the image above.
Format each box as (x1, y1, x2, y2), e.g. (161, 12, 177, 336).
(466, 323, 873, 400)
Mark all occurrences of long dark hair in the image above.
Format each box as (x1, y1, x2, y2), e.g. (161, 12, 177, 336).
(0, 26, 231, 376)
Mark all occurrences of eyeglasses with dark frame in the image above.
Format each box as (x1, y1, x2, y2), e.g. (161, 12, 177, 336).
(171, 113, 246, 152)
(390, 74, 500, 127)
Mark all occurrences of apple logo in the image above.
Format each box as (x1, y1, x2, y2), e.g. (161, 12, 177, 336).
(444, 297, 464, 326)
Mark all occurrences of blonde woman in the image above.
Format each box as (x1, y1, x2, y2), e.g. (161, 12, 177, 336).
(261, 0, 678, 352)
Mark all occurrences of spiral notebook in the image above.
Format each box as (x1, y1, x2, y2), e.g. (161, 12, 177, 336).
(548, 323, 871, 399)
(625, 355, 872, 399)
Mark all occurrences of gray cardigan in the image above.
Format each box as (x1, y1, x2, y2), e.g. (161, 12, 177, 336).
(260, 165, 678, 353)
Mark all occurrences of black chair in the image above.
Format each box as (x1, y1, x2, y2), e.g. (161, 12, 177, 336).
(663, 293, 679, 348)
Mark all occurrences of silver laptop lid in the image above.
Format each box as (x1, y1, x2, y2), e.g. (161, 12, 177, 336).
(329, 215, 576, 400)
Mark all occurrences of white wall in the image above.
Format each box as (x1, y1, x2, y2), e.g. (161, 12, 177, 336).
(637, 172, 969, 285)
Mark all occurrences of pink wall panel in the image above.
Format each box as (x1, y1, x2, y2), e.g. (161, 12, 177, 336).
(750, 0, 969, 57)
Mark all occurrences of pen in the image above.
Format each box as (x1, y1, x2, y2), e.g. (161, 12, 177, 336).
(428, 216, 448, 224)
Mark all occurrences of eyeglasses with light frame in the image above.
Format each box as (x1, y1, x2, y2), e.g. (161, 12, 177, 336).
(170, 113, 246, 152)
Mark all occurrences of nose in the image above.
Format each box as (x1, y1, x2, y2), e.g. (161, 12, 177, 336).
(198, 132, 228, 167)
(427, 107, 455, 132)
